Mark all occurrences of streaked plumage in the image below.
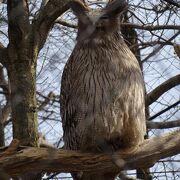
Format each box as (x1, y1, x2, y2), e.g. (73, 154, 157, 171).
(60, 0, 146, 179)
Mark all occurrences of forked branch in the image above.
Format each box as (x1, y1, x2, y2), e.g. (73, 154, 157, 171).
(0, 130, 179, 177)
(33, 0, 70, 49)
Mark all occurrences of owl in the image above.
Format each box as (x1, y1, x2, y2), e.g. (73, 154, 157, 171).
(60, 0, 146, 179)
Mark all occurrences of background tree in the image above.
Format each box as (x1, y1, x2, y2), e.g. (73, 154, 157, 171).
(0, 0, 179, 179)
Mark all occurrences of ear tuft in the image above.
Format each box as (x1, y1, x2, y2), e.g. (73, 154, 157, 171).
(104, 0, 128, 17)
(69, 0, 89, 16)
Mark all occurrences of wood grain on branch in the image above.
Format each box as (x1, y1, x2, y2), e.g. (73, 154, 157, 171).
(146, 74, 180, 106)
(0, 130, 179, 177)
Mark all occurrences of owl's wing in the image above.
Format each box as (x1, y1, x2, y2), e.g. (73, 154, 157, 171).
(60, 55, 83, 149)
(60, 59, 73, 130)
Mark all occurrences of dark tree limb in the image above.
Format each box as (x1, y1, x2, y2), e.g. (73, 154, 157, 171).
(6, 0, 38, 146)
(7, 0, 30, 49)
(162, 0, 180, 8)
(32, 0, 70, 50)
(146, 74, 180, 106)
(147, 119, 180, 129)
(149, 101, 180, 120)
(142, 31, 180, 63)
(0, 130, 179, 177)
(38, 92, 56, 111)
(173, 43, 180, 58)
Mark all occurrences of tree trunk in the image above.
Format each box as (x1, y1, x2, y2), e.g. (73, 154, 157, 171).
(6, 0, 38, 147)
(6, 32, 40, 179)
(7, 51, 38, 146)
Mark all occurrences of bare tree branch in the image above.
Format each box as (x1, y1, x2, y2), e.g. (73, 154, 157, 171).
(55, 20, 180, 32)
(121, 23, 180, 31)
(146, 74, 180, 106)
(0, 130, 179, 177)
(55, 19, 77, 28)
(33, 0, 70, 50)
(162, 0, 180, 8)
(147, 119, 180, 129)
(142, 31, 180, 62)
(38, 92, 56, 111)
(149, 101, 180, 120)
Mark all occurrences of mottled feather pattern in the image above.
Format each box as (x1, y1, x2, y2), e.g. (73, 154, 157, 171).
(60, 1, 146, 179)
(60, 32, 146, 151)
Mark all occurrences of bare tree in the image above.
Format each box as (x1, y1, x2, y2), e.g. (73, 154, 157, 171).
(0, 0, 179, 179)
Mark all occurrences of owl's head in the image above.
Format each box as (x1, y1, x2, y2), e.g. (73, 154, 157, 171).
(69, 0, 128, 42)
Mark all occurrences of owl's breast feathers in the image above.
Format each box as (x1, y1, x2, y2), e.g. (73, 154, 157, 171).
(60, 36, 146, 151)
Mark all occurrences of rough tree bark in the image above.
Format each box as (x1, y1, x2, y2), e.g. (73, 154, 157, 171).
(1, 0, 70, 147)
(0, 130, 179, 178)
(0, 0, 70, 179)
(6, 0, 38, 146)
(0, 0, 179, 179)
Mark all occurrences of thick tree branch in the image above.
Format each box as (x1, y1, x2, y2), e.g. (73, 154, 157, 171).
(7, 0, 30, 48)
(146, 74, 180, 106)
(147, 119, 180, 129)
(33, 0, 70, 50)
(6, 1, 39, 146)
(0, 130, 179, 177)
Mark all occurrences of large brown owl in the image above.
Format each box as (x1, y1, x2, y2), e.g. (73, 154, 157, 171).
(60, 0, 146, 179)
